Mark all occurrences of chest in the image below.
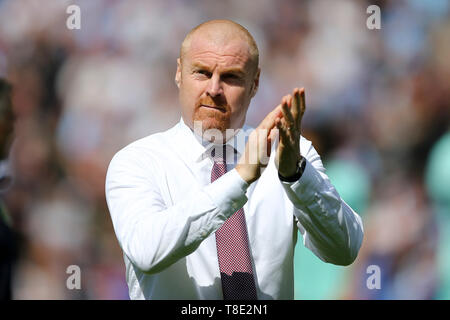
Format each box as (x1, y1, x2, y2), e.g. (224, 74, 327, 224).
(158, 155, 296, 247)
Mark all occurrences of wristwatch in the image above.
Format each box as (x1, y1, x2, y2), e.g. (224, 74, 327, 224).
(278, 156, 306, 182)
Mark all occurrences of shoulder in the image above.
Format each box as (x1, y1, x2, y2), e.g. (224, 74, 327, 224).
(108, 124, 179, 172)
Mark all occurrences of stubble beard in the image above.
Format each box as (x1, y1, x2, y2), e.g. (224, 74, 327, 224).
(192, 96, 232, 143)
(194, 109, 230, 132)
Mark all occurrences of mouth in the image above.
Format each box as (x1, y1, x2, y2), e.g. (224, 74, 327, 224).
(200, 104, 226, 113)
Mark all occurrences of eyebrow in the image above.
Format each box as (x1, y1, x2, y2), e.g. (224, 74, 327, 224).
(191, 63, 246, 77)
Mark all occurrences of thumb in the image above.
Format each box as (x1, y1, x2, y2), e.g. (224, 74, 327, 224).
(259, 104, 282, 130)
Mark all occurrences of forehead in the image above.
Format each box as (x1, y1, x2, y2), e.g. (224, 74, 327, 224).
(184, 34, 252, 69)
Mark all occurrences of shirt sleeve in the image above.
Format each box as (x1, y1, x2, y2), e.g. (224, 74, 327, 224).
(279, 137, 364, 266)
(105, 146, 249, 274)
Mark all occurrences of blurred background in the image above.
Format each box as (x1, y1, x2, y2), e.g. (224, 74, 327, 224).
(0, 0, 449, 299)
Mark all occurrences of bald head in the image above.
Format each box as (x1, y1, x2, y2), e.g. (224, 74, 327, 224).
(180, 20, 259, 74)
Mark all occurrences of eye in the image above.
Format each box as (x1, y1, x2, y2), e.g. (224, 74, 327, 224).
(222, 73, 243, 85)
(195, 69, 211, 77)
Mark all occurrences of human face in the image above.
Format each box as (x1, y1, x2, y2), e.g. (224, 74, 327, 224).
(176, 35, 259, 142)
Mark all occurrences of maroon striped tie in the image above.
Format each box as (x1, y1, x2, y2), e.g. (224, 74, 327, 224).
(211, 146, 258, 300)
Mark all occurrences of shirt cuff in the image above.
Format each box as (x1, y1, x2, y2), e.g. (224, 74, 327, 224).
(203, 168, 249, 219)
(279, 159, 322, 205)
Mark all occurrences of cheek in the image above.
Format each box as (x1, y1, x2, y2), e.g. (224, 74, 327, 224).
(228, 87, 251, 113)
(187, 79, 206, 100)
(180, 81, 201, 109)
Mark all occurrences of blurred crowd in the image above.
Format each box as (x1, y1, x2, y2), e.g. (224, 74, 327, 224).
(0, 0, 449, 299)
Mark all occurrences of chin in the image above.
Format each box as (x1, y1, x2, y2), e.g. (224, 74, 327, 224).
(203, 119, 227, 131)
(193, 115, 231, 143)
(195, 110, 230, 131)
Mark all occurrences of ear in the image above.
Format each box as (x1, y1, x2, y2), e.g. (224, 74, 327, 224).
(175, 58, 181, 89)
(250, 67, 260, 98)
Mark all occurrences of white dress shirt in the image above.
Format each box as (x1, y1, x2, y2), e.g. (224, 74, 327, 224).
(105, 118, 364, 300)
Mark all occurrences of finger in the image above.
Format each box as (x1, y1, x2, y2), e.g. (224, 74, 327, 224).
(266, 134, 272, 160)
(291, 88, 301, 121)
(276, 117, 291, 144)
(260, 104, 282, 130)
(274, 103, 283, 119)
(287, 94, 292, 107)
(299, 88, 306, 124)
(281, 95, 295, 127)
(269, 125, 279, 142)
(297, 88, 306, 130)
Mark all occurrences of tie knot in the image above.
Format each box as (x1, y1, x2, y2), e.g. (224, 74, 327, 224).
(211, 145, 227, 164)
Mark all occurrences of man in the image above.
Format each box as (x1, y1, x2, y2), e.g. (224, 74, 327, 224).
(0, 78, 16, 300)
(105, 20, 364, 300)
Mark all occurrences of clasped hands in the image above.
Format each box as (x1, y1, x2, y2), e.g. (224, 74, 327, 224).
(236, 87, 306, 184)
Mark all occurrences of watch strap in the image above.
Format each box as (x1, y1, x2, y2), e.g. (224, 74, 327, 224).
(278, 156, 306, 182)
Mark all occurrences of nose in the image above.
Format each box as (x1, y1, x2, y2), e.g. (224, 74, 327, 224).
(206, 74, 223, 98)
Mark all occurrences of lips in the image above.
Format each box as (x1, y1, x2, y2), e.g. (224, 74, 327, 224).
(201, 104, 226, 112)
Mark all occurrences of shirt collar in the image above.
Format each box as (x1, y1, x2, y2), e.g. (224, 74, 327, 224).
(176, 117, 252, 163)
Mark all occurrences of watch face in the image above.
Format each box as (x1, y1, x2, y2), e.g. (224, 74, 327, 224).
(298, 157, 306, 175)
(300, 157, 306, 168)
